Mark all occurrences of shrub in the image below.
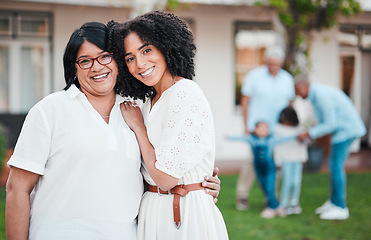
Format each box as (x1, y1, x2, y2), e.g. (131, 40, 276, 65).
(0, 125, 7, 173)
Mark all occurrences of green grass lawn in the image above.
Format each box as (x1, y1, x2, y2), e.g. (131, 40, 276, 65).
(0, 172, 370, 240)
(217, 172, 371, 240)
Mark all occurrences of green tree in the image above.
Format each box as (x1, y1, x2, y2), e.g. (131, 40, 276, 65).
(166, 0, 362, 75)
(255, 0, 362, 75)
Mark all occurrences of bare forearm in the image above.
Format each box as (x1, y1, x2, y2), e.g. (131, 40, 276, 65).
(240, 96, 250, 133)
(133, 126, 179, 191)
(6, 167, 39, 240)
(242, 110, 248, 132)
(6, 191, 31, 240)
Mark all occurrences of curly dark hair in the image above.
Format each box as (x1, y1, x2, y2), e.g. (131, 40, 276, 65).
(278, 106, 299, 126)
(107, 11, 196, 101)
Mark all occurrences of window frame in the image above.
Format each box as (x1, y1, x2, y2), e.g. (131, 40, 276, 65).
(233, 21, 278, 107)
(339, 24, 371, 52)
(0, 10, 52, 114)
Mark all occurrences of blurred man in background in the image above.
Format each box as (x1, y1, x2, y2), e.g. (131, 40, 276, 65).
(295, 76, 366, 220)
(236, 46, 295, 210)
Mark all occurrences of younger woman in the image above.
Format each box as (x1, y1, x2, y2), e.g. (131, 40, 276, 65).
(274, 106, 308, 215)
(109, 11, 228, 239)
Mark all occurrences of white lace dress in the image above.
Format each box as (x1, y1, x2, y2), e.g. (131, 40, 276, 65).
(137, 79, 228, 240)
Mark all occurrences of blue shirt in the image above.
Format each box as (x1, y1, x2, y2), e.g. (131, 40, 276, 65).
(308, 83, 366, 144)
(228, 134, 296, 162)
(241, 66, 295, 132)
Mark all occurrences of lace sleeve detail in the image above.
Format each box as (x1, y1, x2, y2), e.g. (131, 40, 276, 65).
(154, 81, 214, 178)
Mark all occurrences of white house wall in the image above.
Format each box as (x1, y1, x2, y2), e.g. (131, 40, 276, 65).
(309, 28, 341, 88)
(1, 1, 131, 92)
(52, 4, 130, 90)
(175, 5, 276, 161)
(1, 2, 367, 162)
(360, 53, 371, 145)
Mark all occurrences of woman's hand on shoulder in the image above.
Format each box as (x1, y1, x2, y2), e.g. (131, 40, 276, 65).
(120, 101, 145, 131)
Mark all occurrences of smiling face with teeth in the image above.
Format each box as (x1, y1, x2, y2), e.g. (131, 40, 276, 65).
(124, 32, 173, 91)
(75, 40, 118, 98)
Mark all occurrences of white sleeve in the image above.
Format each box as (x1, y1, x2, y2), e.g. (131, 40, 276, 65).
(154, 82, 214, 179)
(7, 105, 51, 175)
(273, 125, 284, 166)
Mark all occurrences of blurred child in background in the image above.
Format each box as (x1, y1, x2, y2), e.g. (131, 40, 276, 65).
(274, 106, 308, 215)
(228, 121, 296, 218)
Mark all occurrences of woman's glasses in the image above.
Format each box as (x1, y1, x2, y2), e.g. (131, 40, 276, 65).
(76, 53, 113, 69)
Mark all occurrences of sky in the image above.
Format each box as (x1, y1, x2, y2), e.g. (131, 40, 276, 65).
(358, 0, 371, 10)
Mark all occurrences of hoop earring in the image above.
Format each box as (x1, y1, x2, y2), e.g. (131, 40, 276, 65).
(74, 76, 77, 81)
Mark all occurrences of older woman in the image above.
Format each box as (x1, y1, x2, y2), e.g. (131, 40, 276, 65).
(5, 21, 220, 240)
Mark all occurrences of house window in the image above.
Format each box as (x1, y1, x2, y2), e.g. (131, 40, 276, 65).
(18, 15, 50, 37)
(359, 27, 371, 50)
(338, 24, 371, 51)
(0, 14, 11, 36)
(338, 25, 358, 47)
(340, 55, 355, 97)
(0, 11, 52, 113)
(234, 21, 280, 106)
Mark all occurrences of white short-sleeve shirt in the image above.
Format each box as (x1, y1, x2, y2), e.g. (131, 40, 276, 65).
(8, 85, 143, 240)
(273, 124, 308, 166)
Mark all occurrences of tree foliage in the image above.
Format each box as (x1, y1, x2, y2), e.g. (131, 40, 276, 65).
(165, 0, 362, 75)
(256, 0, 362, 75)
(0, 126, 7, 173)
(166, 0, 180, 10)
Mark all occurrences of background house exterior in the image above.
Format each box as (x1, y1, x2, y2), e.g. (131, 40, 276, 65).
(0, 0, 370, 168)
